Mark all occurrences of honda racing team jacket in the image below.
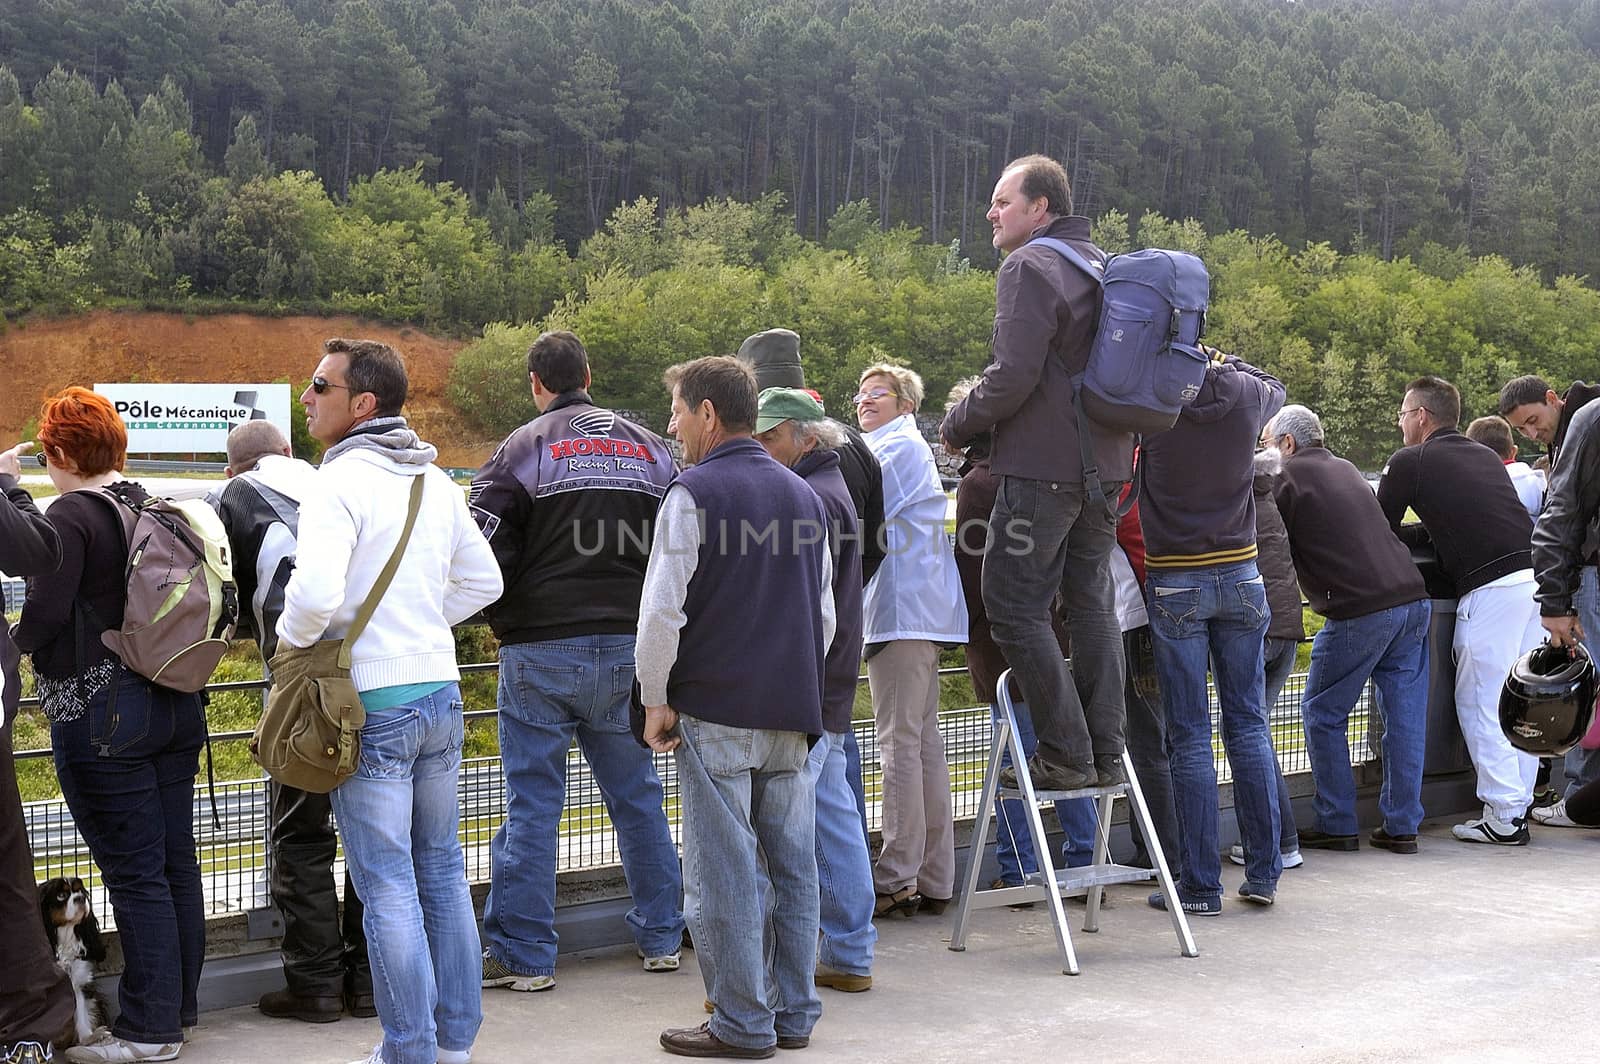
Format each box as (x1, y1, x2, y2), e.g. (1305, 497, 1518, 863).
(469, 391, 676, 644)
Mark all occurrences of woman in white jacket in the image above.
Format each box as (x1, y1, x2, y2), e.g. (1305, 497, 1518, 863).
(854, 364, 969, 917)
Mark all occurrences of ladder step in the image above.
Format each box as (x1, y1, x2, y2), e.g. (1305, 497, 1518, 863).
(963, 864, 1155, 912)
(999, 782, 1127, 800)
(1047, 864, 1156, 890)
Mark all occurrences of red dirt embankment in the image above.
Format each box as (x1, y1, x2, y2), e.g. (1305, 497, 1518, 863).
(0, 310, 502, 467)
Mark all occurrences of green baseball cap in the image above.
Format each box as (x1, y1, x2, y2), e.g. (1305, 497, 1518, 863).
(756, 387, 827, 433)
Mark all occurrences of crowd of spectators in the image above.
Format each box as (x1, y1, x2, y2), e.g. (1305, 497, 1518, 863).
(3, 151, 1598, 1064)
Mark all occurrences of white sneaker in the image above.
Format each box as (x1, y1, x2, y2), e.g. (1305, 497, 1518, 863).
(437, 1049, 471, 1064)
(1228, 845, 1303, 869)
(1530, 799, 1593, 828)
(344, 1045, 384, 1064)
(1451, 814, 1530, 845)
(63, 1033, 179, 1063)
(638, 947, 681, 973)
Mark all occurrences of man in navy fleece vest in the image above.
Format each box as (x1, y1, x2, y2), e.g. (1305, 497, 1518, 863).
(637, 356, 836, 1060)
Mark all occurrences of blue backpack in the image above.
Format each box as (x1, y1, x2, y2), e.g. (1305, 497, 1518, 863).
(1031, 238, 1212, 510)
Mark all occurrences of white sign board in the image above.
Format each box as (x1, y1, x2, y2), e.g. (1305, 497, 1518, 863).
(95, 383, 293, 454)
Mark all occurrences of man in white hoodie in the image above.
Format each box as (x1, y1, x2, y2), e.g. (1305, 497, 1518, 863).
(277, 339, 503, 1064)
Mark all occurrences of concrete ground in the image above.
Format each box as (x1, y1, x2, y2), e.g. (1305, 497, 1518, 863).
(175, 816, 1599, 1064)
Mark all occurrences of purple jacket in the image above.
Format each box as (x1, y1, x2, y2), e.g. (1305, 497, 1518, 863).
(941, 215, 1134, 485)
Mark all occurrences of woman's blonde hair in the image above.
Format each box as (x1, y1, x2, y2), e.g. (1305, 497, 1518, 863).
(858, 363, 924, 413)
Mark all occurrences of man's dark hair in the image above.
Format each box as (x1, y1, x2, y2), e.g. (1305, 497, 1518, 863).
(1465, 415, 1516, 460)
(663, 356, 758, 433)
(324, 338, 407, 416)
(1405, 375, 1461, 429)
(1004, 154, 1074, 216)
(1497, 374, 1553, 417)
(527, 330, 589, 394)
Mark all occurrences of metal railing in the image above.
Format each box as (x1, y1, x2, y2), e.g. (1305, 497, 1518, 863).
(17, 663, 1372, 931)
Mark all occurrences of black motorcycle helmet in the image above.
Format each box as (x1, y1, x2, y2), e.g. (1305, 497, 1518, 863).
(1499, 641, 1598, 756)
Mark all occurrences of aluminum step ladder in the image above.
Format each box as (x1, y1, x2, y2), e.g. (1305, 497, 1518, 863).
(948, 669, 1199, 974)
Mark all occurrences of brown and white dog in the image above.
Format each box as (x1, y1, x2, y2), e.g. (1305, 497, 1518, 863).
(38, 876, 108, 1046)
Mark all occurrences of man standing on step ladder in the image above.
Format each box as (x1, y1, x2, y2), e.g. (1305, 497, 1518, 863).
(1138, 350, 1286, 915)
(941, 154, 1134, 793)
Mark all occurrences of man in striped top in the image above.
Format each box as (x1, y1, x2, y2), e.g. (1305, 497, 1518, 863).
(1137, 350, 1286, 916)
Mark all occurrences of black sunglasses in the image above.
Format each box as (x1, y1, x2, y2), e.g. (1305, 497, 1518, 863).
(311, 375, 353, 395)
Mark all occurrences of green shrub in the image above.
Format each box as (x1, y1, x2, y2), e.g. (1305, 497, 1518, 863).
(447, 321, 540, 436)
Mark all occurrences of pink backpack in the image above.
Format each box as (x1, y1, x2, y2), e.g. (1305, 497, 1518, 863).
(91, 488, 240, 692)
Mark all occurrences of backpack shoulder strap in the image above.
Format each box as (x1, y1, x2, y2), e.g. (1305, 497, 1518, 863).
(1028, 236, 1105, 287)
(86, 485, 139, 549)
(71, 487, 139, 668)
(1072, 390, 1141, 518)
(1027, 239, 1132, 516)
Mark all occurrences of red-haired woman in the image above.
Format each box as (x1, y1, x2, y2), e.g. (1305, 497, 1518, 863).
(14, 387, 204, 1063)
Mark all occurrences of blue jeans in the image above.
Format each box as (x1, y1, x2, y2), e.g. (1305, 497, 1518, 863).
(675, 716, 820, 1050)
(52, 671, 205, 1045)
(1260, 638, 1301, 852)
(982, 475, 1127, 765)
(1146, 561, 1282, 898)
(806, 731, 876, 976)
(1566, 567, 1600, 796)
(1303, 602, 1431, 836)
(1122, 627, 1182, 868)
(331, 685, 481, 1064)
(842, 728, 870, 848)
(481, 637, 684, 976)
(990, 701, 1096, 882)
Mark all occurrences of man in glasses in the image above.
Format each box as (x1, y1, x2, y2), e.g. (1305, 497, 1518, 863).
(278, 338, 502, 1064)
(1501, 373, 1600, 823)
(1378, 375, 1541, 845)
(939, 154, 1132, 792)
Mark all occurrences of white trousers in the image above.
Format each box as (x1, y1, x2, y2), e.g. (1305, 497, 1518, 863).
(1452, 570, 1541, 822)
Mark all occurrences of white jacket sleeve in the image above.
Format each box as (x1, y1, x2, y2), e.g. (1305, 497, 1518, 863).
(634, 484, 701, 705)
(874, 427, 921, 523)
(443, 473, 505, 624)
(820, 542, 836, 654)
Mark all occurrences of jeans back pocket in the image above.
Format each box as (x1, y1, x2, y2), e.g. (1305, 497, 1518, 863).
(1150, 584, 1201, 636)
(89, 673, 161, 758)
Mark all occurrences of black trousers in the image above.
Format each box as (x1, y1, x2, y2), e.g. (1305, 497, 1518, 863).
(1568, 774, 1600, 826)
(269, 783, 370, 997)
(0, 718, 75, 1048)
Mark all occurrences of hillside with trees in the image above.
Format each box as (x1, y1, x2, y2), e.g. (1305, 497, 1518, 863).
(6, 0, 1600, 268)
(3, 0, 1600, 465)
